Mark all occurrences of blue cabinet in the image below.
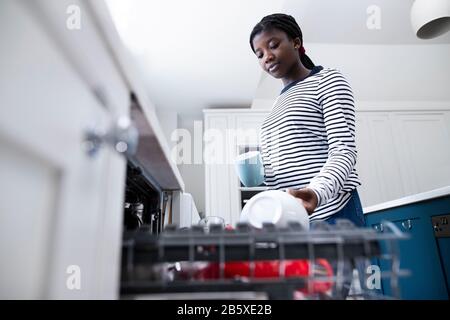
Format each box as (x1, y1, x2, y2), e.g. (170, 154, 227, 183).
(436, 236, 450, 291)
(365, 195, 450, 299)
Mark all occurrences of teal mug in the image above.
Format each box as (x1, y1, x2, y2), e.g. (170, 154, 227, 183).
(234, 151, 265, 187)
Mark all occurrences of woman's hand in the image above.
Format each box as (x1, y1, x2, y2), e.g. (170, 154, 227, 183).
(286, 188, 318, 215)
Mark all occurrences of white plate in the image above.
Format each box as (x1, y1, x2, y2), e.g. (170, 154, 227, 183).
(240, 190, 309, 230)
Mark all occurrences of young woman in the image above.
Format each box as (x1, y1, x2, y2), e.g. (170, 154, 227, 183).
(250, 13, 365, 226)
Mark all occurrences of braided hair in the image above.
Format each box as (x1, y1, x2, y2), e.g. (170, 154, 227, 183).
(249, 13, 315, 70)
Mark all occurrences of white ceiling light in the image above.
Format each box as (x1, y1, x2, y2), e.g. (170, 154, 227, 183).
(411, 0, 450, 39)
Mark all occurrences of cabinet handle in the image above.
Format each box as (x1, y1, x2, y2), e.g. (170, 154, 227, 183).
(83, 116, 139, 158)
(374, 223, 384, 232)
(433, 224, 440, 232)
(401, 219, 412, 230)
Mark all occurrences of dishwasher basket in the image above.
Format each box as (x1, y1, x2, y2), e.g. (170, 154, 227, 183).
(120, 219, 409, 300)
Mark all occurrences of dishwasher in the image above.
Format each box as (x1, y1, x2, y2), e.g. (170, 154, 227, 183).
(118, 207, 409, 300)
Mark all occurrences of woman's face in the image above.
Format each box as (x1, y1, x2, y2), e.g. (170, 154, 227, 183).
(252, 28, 301, 79)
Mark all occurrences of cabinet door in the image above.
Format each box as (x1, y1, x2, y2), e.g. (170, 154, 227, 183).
(392, 217, 447, 299)
(0, 1, 126, 299)
(392, 112, 450, 194)
(235, 113, 268, 147)
(232, 113, 268, 222)
(204, 115, 233, 223)
(356, 110, 450, 207)
(356, 113, 406, 207)
(355, 114, 383, 207)
(367, 215, 448, 299)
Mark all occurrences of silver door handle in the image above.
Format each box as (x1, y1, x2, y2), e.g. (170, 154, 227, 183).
(401, 219, 412, 230)
(374, 223, 384, 232)
(83, 116, 138, 158)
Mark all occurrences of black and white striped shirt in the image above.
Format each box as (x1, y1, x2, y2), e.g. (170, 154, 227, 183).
(260, 66, 361, 221)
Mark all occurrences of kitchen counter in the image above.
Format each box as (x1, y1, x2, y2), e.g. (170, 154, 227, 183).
(363, 185, 450, 214)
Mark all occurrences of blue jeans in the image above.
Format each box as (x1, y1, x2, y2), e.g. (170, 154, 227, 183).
(326, 189, 366, 227)
(326, 189, 367, 298)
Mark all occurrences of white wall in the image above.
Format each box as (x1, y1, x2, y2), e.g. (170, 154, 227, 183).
(252, 43, 450, 106)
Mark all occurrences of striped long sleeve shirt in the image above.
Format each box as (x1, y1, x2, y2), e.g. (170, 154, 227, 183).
(260, 66, 361, 221)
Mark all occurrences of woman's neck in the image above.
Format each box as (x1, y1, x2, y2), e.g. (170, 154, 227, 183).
(282, 63, 311, 87)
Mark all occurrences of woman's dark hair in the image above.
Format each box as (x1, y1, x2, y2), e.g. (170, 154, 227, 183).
(249, 13, 315, 69)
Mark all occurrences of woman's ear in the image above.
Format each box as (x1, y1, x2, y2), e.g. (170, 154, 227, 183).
(293, 37, 302, 49)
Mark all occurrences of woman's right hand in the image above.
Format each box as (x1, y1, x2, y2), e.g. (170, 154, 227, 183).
(286, 188, 318, 215)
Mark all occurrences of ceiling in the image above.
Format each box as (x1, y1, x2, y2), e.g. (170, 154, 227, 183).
(105, 0, 450, 116)
(105, 0, 284, 116)
(284, 0, 450, 45)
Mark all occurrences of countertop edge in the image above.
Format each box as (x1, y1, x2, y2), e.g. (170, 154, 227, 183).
(363, 186, 450, 214)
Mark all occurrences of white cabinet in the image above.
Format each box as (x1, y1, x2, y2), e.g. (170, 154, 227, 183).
(204, 110, 268, 226)
(204, 114, 233, 224)
(0, 0, 190, 299)
(355, 109, 450, 207)
(393, 112, 450, 193)
(0, 0, 128, 299)
(205, 106, 450, 218)
(355, 113, 406, 206)
(235, 114, 268, 147)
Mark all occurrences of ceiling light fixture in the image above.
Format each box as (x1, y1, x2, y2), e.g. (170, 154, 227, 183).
(411, 0, 450, 39)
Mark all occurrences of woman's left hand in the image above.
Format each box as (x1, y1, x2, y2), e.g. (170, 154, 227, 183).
(286, 188, 318, 215)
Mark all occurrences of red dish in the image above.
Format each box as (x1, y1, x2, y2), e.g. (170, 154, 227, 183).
(194, 259, 333, 294)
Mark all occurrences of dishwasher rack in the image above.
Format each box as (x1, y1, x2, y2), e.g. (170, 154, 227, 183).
(120, 219, 409, 300)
